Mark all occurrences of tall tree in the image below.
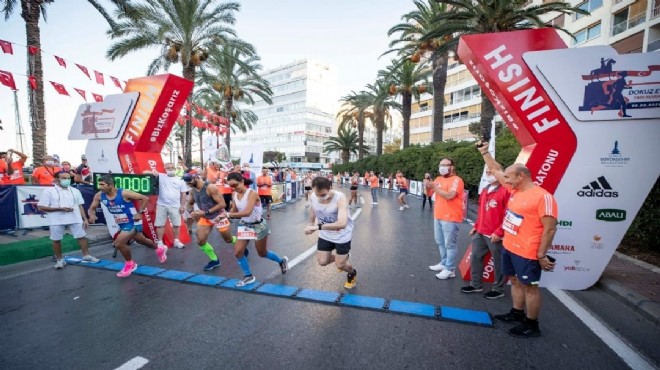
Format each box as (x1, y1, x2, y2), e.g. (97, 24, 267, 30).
(387, 0, 449, 143)
(323, 126, 366, 165)
(2, 0, 127, 165)
(364, 80, 400, 156)
(337, 91, 372, 160)
(106, 0, 245, 167)
(379, 58, 431, 148)
(425, 0, 588, 139)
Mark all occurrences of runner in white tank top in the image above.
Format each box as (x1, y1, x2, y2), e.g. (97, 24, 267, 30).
(227, 172, 288, 287)
(304, 177, 357, 289)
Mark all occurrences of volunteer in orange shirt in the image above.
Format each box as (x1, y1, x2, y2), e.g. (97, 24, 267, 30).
(257, 168, 273, 219)
(428, 158, 464, 280)
(32, 155, 61, 185)
(396, 171, 409, 211)
(0, 150, 15, 185)
(422, 173, 434, 211)
(478, 141, 557, 339)
(368, 171, 379, 205)
(6, 149, 28, 185)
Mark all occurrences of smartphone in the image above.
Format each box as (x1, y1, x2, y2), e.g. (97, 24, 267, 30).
(545, 255, 556, 272)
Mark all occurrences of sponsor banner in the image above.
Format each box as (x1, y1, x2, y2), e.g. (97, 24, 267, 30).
(16, 186, 51, 229)
(458, 244, 495, 283)
(69, 92, 139, 140)
(239, 143, 264, 174)
(409, 180, 419, 196)
(285, 183, 292, 202)
(271, 184, 285, 204)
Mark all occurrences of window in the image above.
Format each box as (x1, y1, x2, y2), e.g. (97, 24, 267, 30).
(575, 0, 602, 20)
(572, 22, 601, 45)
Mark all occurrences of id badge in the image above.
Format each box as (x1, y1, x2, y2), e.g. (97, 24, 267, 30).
(237, 225, 257, 240)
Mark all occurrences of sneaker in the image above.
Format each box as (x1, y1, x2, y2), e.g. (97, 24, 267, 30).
(236, 275, 256, 287)
(116, 262, 138, 278)
(231, 236, 237, 244)
(156, 246, 168, 264)
(494, 310, 525, 324)
(173, 239, 185, 249)
(279, 256, 289, 274)
(398, 206, 404, 211)
(344, 269, 357, 289)
(404, 204, 409, 209)
(82, 255, 100, 263)
(54, 259, 66, 269)
(484, 290, 505, 300)
(509, 322, 541, 338)
(428, 262, 446, 272)
(203, 259, 221, 271)
(461, 285, 483, 293)
(435, 270, 455, 280)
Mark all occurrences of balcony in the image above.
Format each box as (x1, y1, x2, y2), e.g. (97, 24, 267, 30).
(653, 1, 660, 20)
(612, 12, 647, 36)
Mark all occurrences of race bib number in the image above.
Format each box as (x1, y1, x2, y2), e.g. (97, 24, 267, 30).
(502, 210, 523, 235)
(213, 216, 230, 230)
(113, 214, 129, 224)
(237, 225, 257, 240)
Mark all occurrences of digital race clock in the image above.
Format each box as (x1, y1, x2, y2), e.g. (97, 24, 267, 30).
(93, 173, 159, 195)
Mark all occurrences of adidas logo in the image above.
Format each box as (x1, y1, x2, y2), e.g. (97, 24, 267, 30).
(577, 176, 618, 198)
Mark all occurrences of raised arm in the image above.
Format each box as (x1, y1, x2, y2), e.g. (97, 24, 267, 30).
(87, 192, 102, 223)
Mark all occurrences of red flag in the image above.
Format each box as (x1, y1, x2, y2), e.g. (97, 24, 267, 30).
(94, 70, 104, 85)
(28, 75, 37, 90)
(74, 88, 86, 100)
(54, 55, 66, 67)
(110, 76, 122, 89)
(76, 64, 91, 79)
(28, 45, 39, 55)
(50, 81, 69, 96)
(92, 93, 103, 102)
(0, 40, 13, 54)
(0, 70, 17, 90)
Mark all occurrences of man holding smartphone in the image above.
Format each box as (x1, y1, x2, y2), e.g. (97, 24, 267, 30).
(477, 141, 557, 338)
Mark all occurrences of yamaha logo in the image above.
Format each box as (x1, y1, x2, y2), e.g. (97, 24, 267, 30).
(577, 176, 618, 198)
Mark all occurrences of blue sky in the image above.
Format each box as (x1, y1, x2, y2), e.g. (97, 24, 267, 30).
(0, 0, 410, 165)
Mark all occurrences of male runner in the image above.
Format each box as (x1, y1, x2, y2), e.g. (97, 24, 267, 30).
(396, 171, 409, 211)
(303, 172, 313, 207)
(304, 177, 357, 289)
(256, 168, 273, 219)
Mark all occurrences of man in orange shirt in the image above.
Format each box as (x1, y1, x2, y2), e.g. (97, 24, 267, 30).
(478, 142, 557, 338)
(0, 150, 15, 185)
(396, 171, 409, 210)
(257, 168, 273, 219)
(6, 149, 28, 185)
(429, 158, 465, 280)
(368, 171, 379, 205)
(32, 155, 61, 185)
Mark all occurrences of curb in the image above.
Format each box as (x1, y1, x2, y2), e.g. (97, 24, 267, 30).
(597, 277, 660, 326)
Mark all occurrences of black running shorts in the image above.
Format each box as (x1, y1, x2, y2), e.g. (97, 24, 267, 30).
(317, 238, 351, 255)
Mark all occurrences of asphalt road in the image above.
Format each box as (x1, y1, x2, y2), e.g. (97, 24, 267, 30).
(1, 186, 658, 370)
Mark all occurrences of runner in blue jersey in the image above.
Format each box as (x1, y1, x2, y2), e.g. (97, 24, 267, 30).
(88, 174, 162, 278)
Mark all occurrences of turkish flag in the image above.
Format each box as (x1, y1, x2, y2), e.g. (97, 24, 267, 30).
(28, 75, 37, 90)
(0, 40, 13, 54)
(94, 70, 104, 85)
(54, 55, 66, 67)
(92, 93, 103, 102)
(0, 70, 17, 90)
(28, 45, 39, 55)
(50, 81, 69, 96)
(74, 88, 86, 100)
(76, 64, 91, 79)
(110, 76, 122, 89)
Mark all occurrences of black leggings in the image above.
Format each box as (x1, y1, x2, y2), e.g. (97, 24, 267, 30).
(422, 194, 433, 208)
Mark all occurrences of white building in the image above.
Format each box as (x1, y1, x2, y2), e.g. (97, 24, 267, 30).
(231, 59, 339, 170)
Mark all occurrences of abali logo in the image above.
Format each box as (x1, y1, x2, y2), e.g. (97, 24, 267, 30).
(596, 208, 626, 222)
(577, 176, 618, 198)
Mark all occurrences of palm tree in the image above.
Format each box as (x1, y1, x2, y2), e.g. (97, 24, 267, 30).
(2, 0, 128, 165)
(364, 80, 401, 156)
(200, 45, 272, 154)
(337, 91, 372, 160)
(324, 126, 367, 164)
(106, 0, 246, 167)
(424, 0, 588, 139)
(386, 0, 449, 143)
(379, 58, 431, 148)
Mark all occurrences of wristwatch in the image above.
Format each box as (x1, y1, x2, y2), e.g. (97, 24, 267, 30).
(318, 223, 322, 230)
(537, 255, 547, 260)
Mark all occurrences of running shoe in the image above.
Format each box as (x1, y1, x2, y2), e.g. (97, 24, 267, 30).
(280, 256, 289, 274)
(173, 239, 185, 249)
(435, 270, 455, 279)
(404, 204, 409, 209)
(156, 246, 168, 264)
(236, 275, 256, 287)
(203, 259, 221, 271)
(54, 259, 66, 270)
(494, 310, 525, 323)
(231, 236, 237, 244)
(509, 322, 541, 338)
(82, 255, 100, 263)
(344, 269, 357, 289)
(116, 262, 138, 278)
(398, 206, 404, 211)
(428, 263, 445, 272)
(484, 291, 505, 300)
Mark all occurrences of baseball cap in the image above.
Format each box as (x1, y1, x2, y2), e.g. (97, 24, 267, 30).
(81, 155, 87, 160)
(52, 154, 60, 162)
(182, 173, 196, 183)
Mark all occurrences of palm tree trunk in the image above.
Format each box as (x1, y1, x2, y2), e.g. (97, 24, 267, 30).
(376, 115, 384, 156)
(182, 65, 196, 168)
(480, 91, 496, 141)
(431, 52, 448, 143)
(224, 96, 234, 154)
(342, 149, 349, 164)
(23, 1, 46, 165)
(402, 92, 412, 148)
(357, 118, 365, 160)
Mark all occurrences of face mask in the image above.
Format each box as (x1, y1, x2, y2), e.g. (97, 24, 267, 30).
(439, 166, 450, 176)
(45, 161, 55, 167)
(59, 179, 71, 187)
(486, 175, 497, 183)
(166, 170, 176, 177)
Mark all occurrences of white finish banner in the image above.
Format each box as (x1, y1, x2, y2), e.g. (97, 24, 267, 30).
(69, 92, 139, 140)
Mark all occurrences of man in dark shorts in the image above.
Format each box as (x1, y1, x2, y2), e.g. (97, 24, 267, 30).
(256, 168, 273, 219)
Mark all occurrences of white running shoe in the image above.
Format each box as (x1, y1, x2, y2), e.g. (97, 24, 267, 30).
(82, 255, 100, 263)
(399, 206, 404, 211)
(404, 204, 410, 209)
(436, 270, 455, 280)
(54, 259, 66, 269)
(429, 263, 446, 272)
(173, 239, 185, 249)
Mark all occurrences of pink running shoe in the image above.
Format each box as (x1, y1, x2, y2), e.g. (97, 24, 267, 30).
(117, 261, 138, 278)
(156, 246, 168, 263)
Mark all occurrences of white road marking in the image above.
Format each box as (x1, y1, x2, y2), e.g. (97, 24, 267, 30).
(115, 356, 149, 370)
(549, 289, 655, 370)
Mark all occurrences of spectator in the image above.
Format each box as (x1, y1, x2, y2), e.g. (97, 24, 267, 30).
(241, 163, 257, 191)
(429, 158, 465, 280)
(0, 150, 15, 185)
(3, 150, 24, 184)
(368, 171, 379, 205)
(257, 167, 273, 220)
(154, 162, 188, 249)
(62, 161, 91, 185)
(76, 155, 93, 183)
(461, 168, 510, 299)
(52, 154, 61, 167)
(32, 155, 61, 185)
(422, 173, 434, 211)
(174, 159, 187, 177)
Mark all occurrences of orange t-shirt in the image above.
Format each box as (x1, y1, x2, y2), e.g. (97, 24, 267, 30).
(206, 166, 220, 183)
(502, 186, 558, 260)
(217, 171, 233, 195)
(257, 175, 272, 196)
(32, 166, 61, 185)
(0, 160, 8, 185)
(8, 161, 26, 184)
(397, 177, 408, 189)
(369, 175, 379, 188)
(433, 175, 465, 222)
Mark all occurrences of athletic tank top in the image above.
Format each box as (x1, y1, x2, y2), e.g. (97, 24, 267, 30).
(193, 182, 221, 219)
(101, 189, 135, 225)
(310, 191, 354, 244)
(232, 188, 262, 223)
(304, 177, 312, 187)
